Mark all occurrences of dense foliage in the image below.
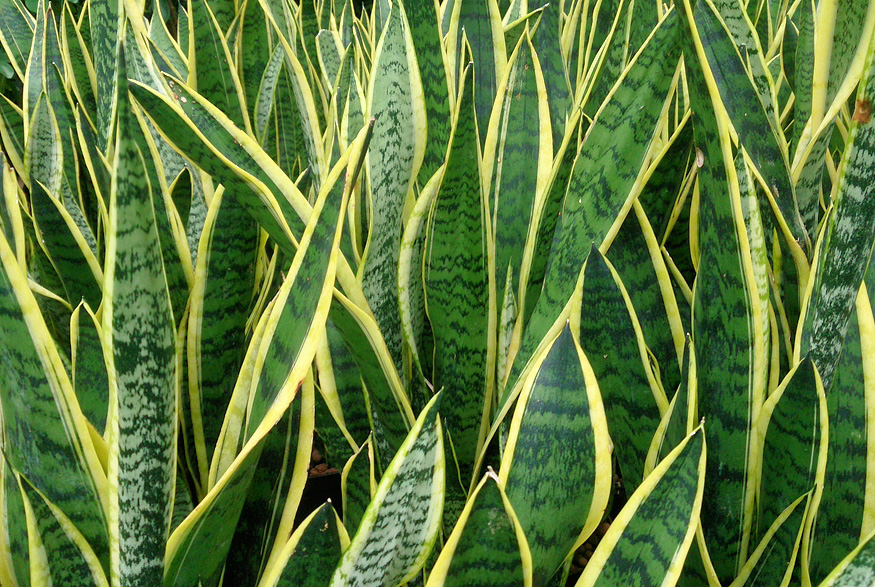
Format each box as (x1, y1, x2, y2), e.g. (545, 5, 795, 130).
(1, 0, 875, 585)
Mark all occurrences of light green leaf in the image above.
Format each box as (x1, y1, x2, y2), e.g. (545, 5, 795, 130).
(361, 0, 426, 367)
(329, 392, 445, 587)
(103, 51, 177, 587)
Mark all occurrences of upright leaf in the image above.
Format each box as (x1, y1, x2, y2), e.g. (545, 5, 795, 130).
(103, 51, 177, 587)
(362, 0, 425, 366)
(500, 324, 612, 586)
(329, 393, 445, 587)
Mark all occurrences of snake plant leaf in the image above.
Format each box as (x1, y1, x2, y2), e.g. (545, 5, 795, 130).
(580, 0, 629, 119)
(324, 319, 372, 449)
(575, 426, 706, 587)
(361, 0, 425, 367)
(406, 0, 451, 184)
(188, 0, 248, 131)
(187, 185, 258, 487)
(730, 492, 811, 587)
(258, 502, 349, 587)
(505, 7, 681, 404)
(2, 458, 30, 587)
(500, 324, 613, 586)
(530, 0, 571, 151)
(817, 0, 875, 131)
(316, 28, 343, 90)
(519, 117, 578, 331)
(72, 302, 110, 435)
(445, 0, 505, 144)
(683, 0, 770, 576)
(148, 2, 187, 81)
(577, 247, 666, 490)
(259, 8, 325, 188)
(0, 197, 110, 573)
(0, 158, 25, 264)
(30, 177, 102, 309)
(798, 34, 875, 392)
(22, 0, 45, 121)
(223, 401, 309, 587)
(130, 77, 307, 242)
(341, 436, 376, 534)
(484, 30, 552, 306)
(0, 0, 33, 79)
(87, 0, 118, 149)
(329, 392, 445, 587)
(60, 8, 95, 119)
(209, 131, 359, 482)
(693, 0, 808, 254)
(18, 477, 108, 587)
(790, 0, 814, 151)
(709, 0, 779, 122)
(254, 44, 286, 142)
(808, 280, 875, 582)
(271, 60, 309, 182)
(238, 0, 270, 125)
(0, 94, 25, 173)
(328, 295, 413, 456)
(755, 359, 826, 569)
(426, 471, 533, 587)
(608, 200, 686, 399)
(241, 147, 353, 443)
(425, 62, 491, 483)
(501, 5, 544, 63)
(103, 53, 177, 587)
(817, 527, 875, 587)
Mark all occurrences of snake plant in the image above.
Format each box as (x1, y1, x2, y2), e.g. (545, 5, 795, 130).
(0, 0, 874, 585)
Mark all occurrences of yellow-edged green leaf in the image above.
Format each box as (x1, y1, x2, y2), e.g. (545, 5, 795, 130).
(71, 302, 109, 435)
(0, 206, 109, 576)
(258, 502, 349, 587)
(500, 324, 612, 586)
(575, 427, 706, 587)
(18, 477, 107, 587)
(188, 0, 248, 131)
(426, 471, 533, 587)
(577, 247, 666, 489)
(425, 62, 490, 481)
(682, 1, 768, 579)
(0, 0, 33, 79)
(187, 184, 258, 486)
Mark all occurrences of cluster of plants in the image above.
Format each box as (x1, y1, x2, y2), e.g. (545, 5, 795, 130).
(1, 0, 875, 584)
